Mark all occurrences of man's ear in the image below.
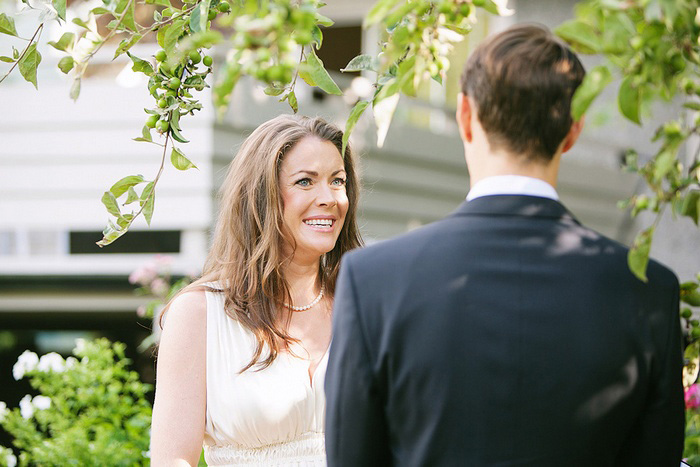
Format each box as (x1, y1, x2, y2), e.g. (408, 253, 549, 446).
(456, 93, 473, 143)
(561, 116, 585, 154)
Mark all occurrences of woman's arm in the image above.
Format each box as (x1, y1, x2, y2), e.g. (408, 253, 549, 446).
(150, 289, 208, 466)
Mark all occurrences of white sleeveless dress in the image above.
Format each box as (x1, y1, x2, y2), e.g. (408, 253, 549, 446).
(203, 285, 329, 466)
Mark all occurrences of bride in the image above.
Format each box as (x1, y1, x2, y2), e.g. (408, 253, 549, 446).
(150, 114, 362, 466)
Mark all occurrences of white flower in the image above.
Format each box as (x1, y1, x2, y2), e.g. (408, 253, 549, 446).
(74, 338, 86, 353)
(32, 395, 51, 411)
(13, 350, 39, 380)
(66, 357, 78, 368)
(37, 353, 65, 373)
(19, 395, 33, 419)
(0, 401, 7, 422)
(6, 453, 16, 467)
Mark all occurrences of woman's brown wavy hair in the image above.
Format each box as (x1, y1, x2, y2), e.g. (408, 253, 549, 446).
(175, 114, 362, 372)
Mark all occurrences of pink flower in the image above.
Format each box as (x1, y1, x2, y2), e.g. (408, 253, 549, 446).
(153, 255, 173, 268)
(151, 278, 169, 296)
(136, 305, 147, 318)
(128, 263, 157, 285)
(685, 384, 700, 410)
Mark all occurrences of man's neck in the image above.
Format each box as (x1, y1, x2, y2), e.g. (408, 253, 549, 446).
(466, 147, 561, 190)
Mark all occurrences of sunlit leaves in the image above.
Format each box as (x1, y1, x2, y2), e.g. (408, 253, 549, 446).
(628, 227, 654, 282)
(57, 56, 74, 74)
(306, 48, 342, 95)
(0, 13, 18, 37)
(18, 44, 41, 89)
(48, 32, 75, 52)
(126, 51, 154, 76)
(52, 0, 66, 21)
(555, 19, 600, 54)
(342, 100, 369, 156)
(570, 65, 612, 120)
(110, 175, 145, 197)
(341, 54, 379, 73)
(171, 147, 197, 170)
(618, 76, 641, 124)
(190, 0, 211, 34)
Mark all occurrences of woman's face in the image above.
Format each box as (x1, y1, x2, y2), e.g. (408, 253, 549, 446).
(278, 136, 349, 262)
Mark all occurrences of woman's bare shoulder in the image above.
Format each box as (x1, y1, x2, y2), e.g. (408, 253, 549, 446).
(162, 286, 209, 328)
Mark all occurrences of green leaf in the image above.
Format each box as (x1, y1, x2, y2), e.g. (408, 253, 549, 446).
(164, 19, 186, 55)
(555, 19, 601, 54)
(307, 47, 342, 95)
(342, 100, 369, 156)
(683, 102, 700, 111)
(570, 65, 612, 120)
(125, 186, 140, 205)
(101, 191, 122, 217)
(52, 0, 66, 21)
(0, 56, 14, 63)
(680, 190, 700, 225)
(170, 111, 189, 143)
(213, 57, 241, 119)
(0, 13, 18, 37)
(141, 125, 152, 142)
(114, 33, 143, 59)
(298, 67, 316, 86)
(57, 56, 74, 74)
(18, 44, 41, 89)
(141, 182, 155, 225)
(171, 147, 197, 170)
(48, 32, 75, 52)
(97, 226, 127, 247)
(110, 175, 145, 197)
(126, 51, 154, 76)
(115, 0, 137, 31)
(341, 54, 378, 73)
(480, 0, 500, 15)
(264, 85, 285, 96)
(628, 227, 654, 282)
(311, 25, 323, 47)
(287, 90, 298, 113)
(190, 0, 211, 33)
(364, 0, 401, 27)
(653, 146, 677, 182)
(70, 77, 81, 100)
(618, 76, 641, 124)
(314, 12, 334, 27)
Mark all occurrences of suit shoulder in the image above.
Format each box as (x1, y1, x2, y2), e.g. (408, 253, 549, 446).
(343, 219, 449, 268)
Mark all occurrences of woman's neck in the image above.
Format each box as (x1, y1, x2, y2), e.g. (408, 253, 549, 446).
(283, 255, 322, 308)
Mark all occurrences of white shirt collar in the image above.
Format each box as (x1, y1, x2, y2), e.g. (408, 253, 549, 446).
(466, 175, 559, 202)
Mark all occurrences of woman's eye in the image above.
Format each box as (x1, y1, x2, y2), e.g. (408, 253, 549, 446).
(331, 178, 346, 186)
(295, 178, 311, 187)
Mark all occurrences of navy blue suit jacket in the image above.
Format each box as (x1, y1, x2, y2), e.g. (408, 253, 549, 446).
(325, 195, 684, 466)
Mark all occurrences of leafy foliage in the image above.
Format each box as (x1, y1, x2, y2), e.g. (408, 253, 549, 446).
(0, 339, 152, 465)
(0, 0, 508, 246)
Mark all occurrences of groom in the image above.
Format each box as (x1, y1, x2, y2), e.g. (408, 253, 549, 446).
(325, 24, 684, 466)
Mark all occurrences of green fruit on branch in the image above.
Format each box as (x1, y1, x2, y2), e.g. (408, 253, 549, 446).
(155, 50, 167, 62)
(157, 98, 168, 108)
(217, 1, 230, 13)
(682, 308, 694, 320)
(208, 9, 218, 21)
(188, 50, 202, 64)
(146, 115, 159, 128)
(168, 77, 181, 90)
(203, 55, 213, 67)
(157, 120, 170, 132)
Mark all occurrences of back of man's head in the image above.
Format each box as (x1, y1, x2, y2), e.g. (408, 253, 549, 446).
(460, 24, 585, 163)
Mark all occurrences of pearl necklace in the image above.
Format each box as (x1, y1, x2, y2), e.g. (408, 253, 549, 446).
(284, 285, 325, 312)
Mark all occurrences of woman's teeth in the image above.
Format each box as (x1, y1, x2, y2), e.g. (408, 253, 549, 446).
(304, 219, 333, 227)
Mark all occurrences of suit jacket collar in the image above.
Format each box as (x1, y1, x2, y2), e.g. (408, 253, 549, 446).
(451, 194, 580, 224)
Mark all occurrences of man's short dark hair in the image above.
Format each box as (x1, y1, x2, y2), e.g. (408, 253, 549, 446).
(460, 24, 585, 163)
